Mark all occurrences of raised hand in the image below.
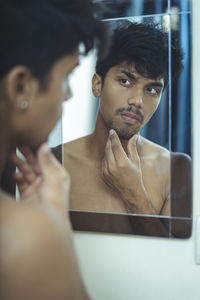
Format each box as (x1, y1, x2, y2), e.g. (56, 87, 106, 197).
(10, 143, 70, 217)
(102, 129, 156, 214)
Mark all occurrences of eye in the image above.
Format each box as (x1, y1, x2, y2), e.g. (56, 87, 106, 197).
(119, 78, 131, 86)
(146, 87, 160, 95)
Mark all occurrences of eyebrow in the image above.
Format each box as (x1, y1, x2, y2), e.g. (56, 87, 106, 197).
(119, 70, 164, 89)
(120, 70, 136, 80)
(147, 82, 164, 89)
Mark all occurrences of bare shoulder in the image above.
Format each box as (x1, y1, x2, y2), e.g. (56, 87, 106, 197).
(141, 137, 191, 165)
(141, 137, 192, 179)
(141, 136, 170, 163)
(63, 135, 91, 167)
(0, 197, 68, 259)
(64, 135, 90, 154)
(0, 197, 74, 300)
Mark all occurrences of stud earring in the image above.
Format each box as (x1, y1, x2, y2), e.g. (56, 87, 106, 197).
(20, 100, 28, 110)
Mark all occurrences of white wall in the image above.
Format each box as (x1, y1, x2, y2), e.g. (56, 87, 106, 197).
(62, 52, 97, 143)
(71, 1, 200, 299)
(48, 52, 96, 147)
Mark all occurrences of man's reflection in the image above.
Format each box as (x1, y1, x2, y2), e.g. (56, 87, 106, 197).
(63, 21, 185, 216)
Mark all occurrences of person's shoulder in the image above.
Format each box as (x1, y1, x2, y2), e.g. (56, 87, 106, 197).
(63, 135, 92, 167)
(0, 192, 71, 255)
(0, 198, 72, 299)
(52, 135, 91, 165)
(141, 137, 192, 171)
(0, 197, 65, 243)
(64, 135, 90, 153)
(141, 136, 170, 161)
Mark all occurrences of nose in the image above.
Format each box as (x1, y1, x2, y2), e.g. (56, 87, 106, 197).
(127, 87, 143, 108)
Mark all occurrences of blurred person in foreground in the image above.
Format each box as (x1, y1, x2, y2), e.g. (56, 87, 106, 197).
(0, 0, 107, 299)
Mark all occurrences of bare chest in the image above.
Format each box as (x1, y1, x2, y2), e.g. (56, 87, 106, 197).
(68, 159, 168, 214)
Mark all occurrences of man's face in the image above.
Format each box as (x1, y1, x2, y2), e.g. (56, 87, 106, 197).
(16, 51, 79, 150)
(96, 63, 164, 140)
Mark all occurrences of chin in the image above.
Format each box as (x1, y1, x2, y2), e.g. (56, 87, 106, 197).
(112, 126, 139, 140)
(33, 138, 49, 153)
(108, 119, 140, 140)
(117, 132, 135, 140)
(18, 137, 48, 154)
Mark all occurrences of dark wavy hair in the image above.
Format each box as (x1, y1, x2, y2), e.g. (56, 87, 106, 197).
(96, 21, 183, 88)
(0, 0, 107, 87)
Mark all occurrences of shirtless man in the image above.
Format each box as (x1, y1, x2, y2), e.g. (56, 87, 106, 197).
(64, 21, 184, 216)
(0, 0, 106, 299)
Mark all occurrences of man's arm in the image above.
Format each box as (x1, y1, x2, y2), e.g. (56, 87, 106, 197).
(102, 129, 157, 215)
(101, 130, 172, 236)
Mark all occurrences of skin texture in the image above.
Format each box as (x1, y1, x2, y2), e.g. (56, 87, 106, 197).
(63, 63, 171, 215)
(0, 51, 90, 300)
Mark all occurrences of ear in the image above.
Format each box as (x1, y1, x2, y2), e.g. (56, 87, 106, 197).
(5, 66, 38, 112)
(92, 73, 102, 98)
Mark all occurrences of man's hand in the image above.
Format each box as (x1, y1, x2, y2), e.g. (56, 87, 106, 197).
(102, 129, 156, 214)
(10, 143, 70, 217)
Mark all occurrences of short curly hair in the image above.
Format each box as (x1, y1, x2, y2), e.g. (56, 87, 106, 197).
(96, 21, 183, 88)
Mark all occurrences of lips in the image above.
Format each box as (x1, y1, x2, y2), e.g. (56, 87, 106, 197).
(120, 112, 141, 123)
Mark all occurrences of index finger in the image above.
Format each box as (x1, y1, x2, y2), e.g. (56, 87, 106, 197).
(10, 153, 37, 183)
(18, 146, 41, 175)
(109, 129, 127, 162)
(127, 134, 140, 161)
(104, 137, 115, 166)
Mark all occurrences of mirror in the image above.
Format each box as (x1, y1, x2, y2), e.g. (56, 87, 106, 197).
(57, 0, 192, 238)
(0, 0, 191, 239)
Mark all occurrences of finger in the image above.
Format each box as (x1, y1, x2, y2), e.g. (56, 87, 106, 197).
(10, 152, 24, 167)
(13, 170, 28, 191)
(18, 146, 41, 175)
(37, 143, 69, 214)
(127, 134, 140, 161)
(101, 157, 113, 188)
(14, 174, 42, 200)
(37, 143, 67, 180)
(102, 152, 110, 178)
(104, 137, 115, 168)
(109, 129, 127, 162)
(20, 177, 42, 199)
(10, 153, 37, 183)
(101, 156, 106, 178)
(13, 170, 24, 182)
(13, 174, 29, 195)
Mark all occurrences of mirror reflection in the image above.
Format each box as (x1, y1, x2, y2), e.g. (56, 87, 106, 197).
(61, 16, 189, 207)
(57, 5, 191, 238)
(64, 19, 174, 216)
